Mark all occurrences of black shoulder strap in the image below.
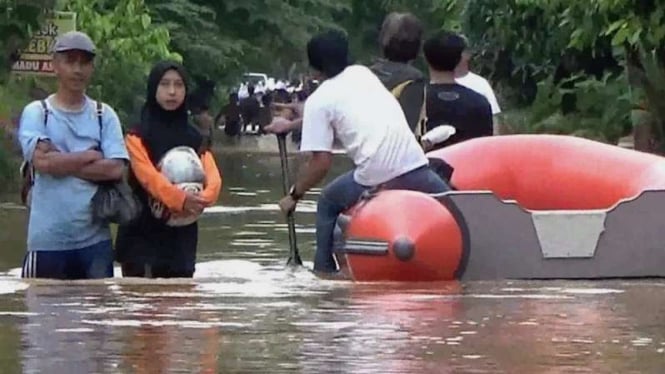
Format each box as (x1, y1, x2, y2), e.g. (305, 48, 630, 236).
(95, 100, 104, 143)
(40, 100, 48, 127)
(96, 100, 103, 130)
(38, 99, 100, 129)
(416, 84, 428, 139)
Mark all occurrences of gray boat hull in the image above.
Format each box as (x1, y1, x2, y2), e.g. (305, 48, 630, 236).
(333, 190, 665, 281)
(441, 190, 665, 280)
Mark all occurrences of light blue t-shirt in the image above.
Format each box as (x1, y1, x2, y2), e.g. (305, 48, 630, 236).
(18, 95, 129, 251)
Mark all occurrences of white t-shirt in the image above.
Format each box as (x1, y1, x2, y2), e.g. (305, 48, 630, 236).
(456, 72, 501, 115)
(300, 65, 428, 186)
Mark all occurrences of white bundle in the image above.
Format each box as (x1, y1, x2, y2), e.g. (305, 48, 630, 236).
(422, 125, 456, 145)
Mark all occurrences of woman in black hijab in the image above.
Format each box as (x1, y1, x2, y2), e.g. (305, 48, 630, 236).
(115, 61, 222, 278)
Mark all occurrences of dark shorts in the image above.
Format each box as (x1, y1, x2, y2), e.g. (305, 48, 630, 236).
(21, 240, 114, 280)
(120, 262, 195, 279)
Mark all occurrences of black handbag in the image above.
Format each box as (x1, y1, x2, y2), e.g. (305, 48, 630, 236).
(89, 100, 142, 224)
(91, 176, 142, 225)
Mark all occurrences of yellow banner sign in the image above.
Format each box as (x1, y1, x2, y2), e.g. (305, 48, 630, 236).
(11, 11, 77, 76)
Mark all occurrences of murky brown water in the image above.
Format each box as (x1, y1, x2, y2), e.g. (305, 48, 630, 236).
(0, 141, 664, 373)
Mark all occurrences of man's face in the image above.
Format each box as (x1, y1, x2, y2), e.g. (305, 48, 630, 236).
(52, 50, 94, 92)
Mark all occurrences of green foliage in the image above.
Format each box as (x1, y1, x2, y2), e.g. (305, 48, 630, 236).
(0, 129, 18, 192)
(0, 78, 24, 191)
(147, 0, 349, 83)
(0, 75, 48, 122)
(503, 74, 631, 144)
(461, 0, 595, 107)
(460, 0, 665, 146)
(547, 0, 665, 149)
(0, 77, 52, 192)
(148, 0, 460, 84)
(0, 0, 53, 82)
(63, 0, 180, 124)
(560, 0, 665, 52)
(4, 0, 665, 148)
(146, 0, 243, 81)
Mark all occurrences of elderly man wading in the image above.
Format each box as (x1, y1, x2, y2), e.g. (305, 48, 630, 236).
(18, 31, 129, 280)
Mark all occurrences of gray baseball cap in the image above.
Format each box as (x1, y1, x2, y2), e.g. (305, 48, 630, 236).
(52, 31, 96, 55)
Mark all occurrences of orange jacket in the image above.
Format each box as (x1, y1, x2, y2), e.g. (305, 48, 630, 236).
(125, 133, 222, 212)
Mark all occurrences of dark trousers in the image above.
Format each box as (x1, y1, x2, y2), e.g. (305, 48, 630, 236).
(21, 240, 114, 280)
(120, 262, 194, 278)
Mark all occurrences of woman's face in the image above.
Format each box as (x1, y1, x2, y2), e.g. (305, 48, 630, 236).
(156, 69, 186, 111)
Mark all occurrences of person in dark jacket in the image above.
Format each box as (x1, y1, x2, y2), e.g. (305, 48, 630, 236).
(369, 12, 425, 132)
(221, 92, 242, 137)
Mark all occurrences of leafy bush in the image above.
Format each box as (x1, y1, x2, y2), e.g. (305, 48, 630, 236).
(503, 74, 631, 144)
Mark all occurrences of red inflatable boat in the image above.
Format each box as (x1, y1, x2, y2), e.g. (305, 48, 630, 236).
(333, 134, 665, 282)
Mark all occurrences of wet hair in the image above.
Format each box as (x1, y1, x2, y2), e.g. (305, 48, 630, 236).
(423, 30, 467, 72)
(261, 91, 273, 106)
(307, 30, 350, 78)
(379, 12, 423, 63)
(273, 89, 291, 104)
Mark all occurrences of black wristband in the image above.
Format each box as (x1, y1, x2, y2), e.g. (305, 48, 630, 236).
(289, 185, 304, 200)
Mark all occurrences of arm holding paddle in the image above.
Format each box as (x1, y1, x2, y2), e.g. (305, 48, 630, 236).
(265, 117, 302, 134)
(273, 98, 332, 267)
(275, 96, 333, 213)
(275, 132, 304, 266)
(264, 102, 304, 134)
(278, 151, 333, 213)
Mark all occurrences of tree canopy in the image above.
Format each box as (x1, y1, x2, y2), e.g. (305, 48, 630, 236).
(2, 0, 665, 149)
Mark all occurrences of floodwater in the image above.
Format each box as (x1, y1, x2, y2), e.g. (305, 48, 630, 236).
(0, 139, 664, 373)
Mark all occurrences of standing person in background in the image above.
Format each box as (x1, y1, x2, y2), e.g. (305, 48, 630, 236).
(423, 31, 493, 149)
(219, 92, 242, 137)
(257, 92, 274, 135)
(115, 61, 222, 278)
(17, 31, 128, 280)
(369, 12, 425, 133)
(455, 37, 503, 135)
(191, 103, 214, 148)
(240, 84, 260, 134)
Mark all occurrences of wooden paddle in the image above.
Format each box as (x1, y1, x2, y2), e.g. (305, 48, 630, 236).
(276, 134, 303, 266)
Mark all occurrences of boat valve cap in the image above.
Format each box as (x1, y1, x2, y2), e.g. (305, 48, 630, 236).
(393, 237, 415, 262)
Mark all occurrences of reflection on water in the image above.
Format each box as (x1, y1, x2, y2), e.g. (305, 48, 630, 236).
(0, 151, 664, 373)
(5, 275, 665, 374)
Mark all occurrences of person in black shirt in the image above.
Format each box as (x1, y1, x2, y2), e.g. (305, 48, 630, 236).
(220, 92, 241, 137)
(240, 84, 260, 133)
(422, 30, 492, 150)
